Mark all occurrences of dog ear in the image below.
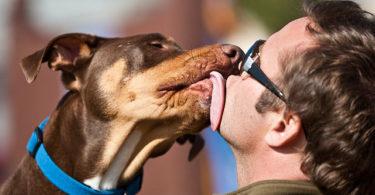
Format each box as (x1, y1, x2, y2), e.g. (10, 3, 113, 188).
(20, 33, 106, 89)
(177, 134, 205, 161)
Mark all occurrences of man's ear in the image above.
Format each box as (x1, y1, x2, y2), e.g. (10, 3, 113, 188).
(20, 33, 106, 90)
(264, 110, 303, 147)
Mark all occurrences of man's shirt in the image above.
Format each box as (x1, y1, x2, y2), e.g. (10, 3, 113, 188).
(226, 180, 322, 195)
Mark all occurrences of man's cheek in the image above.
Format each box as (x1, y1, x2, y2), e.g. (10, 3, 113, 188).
(220, 87, 243, 130)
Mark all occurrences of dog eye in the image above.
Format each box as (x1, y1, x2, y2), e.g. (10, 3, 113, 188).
(149, 41, 164, 49)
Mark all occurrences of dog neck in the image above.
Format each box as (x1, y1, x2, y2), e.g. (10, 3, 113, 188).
(1, 91, 177, 193)
(44, 91, 174, 190)
(42, 91, 106, 182)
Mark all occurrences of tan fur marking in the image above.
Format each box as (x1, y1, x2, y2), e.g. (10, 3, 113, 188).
(80, 44, 91, 57)
(98, 59, 127, 94)
(101, 119, 182, 185)
(122, 137, 169, 180)
(50, 53, 71, 70)
(101, 120, 136, 166)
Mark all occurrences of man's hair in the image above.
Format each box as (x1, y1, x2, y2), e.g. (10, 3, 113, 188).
(256, 0, 375, 194)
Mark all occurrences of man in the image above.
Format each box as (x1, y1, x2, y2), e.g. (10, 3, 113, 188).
(212, 0, 375, 194)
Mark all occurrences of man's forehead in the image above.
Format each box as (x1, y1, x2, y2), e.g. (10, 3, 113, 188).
(284, 17, 311, 32)
(259, 17, 314, 79)
(264, 17, 314, 59)
(268, 17, 312, 49)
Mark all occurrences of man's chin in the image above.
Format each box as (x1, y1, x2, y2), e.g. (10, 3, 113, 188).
(215, 120, 229, 140)
(215, 117, 237, 147)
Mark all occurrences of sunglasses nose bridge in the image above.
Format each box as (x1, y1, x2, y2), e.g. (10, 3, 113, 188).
(239, 56, 255, 80)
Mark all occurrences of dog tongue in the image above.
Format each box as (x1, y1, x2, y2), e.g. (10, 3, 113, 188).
(210, 71, 225, 131)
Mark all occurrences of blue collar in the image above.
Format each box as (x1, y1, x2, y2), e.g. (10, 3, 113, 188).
(26, 117, 142, 195)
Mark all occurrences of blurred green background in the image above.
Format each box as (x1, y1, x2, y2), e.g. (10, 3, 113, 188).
(238, 0, 303, 32)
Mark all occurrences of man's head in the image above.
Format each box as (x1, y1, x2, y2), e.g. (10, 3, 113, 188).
(220, 17, 313, 152)
(220, 0, 375, 194)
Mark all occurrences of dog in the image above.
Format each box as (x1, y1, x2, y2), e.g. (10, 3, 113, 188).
(0, 33, 241, 194)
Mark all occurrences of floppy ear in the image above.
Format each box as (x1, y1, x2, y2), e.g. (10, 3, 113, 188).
(265, 111, 303, 147)
(20, 33, 106, 90)
(176, 134, 205, 161)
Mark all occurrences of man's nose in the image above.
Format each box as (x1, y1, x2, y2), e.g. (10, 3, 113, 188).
(221, 44, 244, 65)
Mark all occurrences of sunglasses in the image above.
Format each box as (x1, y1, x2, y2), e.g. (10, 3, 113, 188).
(242, 40, 286, 102)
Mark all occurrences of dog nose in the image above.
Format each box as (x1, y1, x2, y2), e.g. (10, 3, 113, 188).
(221, 44, 243, 65)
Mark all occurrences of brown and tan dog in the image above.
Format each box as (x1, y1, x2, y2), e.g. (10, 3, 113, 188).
(0, 33, 241, 194)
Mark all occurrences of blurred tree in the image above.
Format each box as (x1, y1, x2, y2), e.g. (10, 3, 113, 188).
(237, 0, 303, 32)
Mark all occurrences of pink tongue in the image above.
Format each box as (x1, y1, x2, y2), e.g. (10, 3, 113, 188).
(209, 71, 225, 131)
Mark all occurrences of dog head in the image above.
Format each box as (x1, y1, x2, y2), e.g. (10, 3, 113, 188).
(21, 33, 242, 188)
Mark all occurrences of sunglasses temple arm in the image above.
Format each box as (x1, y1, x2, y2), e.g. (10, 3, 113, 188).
(248, 64, 286, 102)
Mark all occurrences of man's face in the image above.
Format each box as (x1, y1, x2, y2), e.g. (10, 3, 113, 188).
(220, 17, 313, 152)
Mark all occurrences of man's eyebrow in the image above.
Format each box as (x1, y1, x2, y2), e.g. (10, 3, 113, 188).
(259, 40, 266, 56)
(258, 40, 266, 66)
